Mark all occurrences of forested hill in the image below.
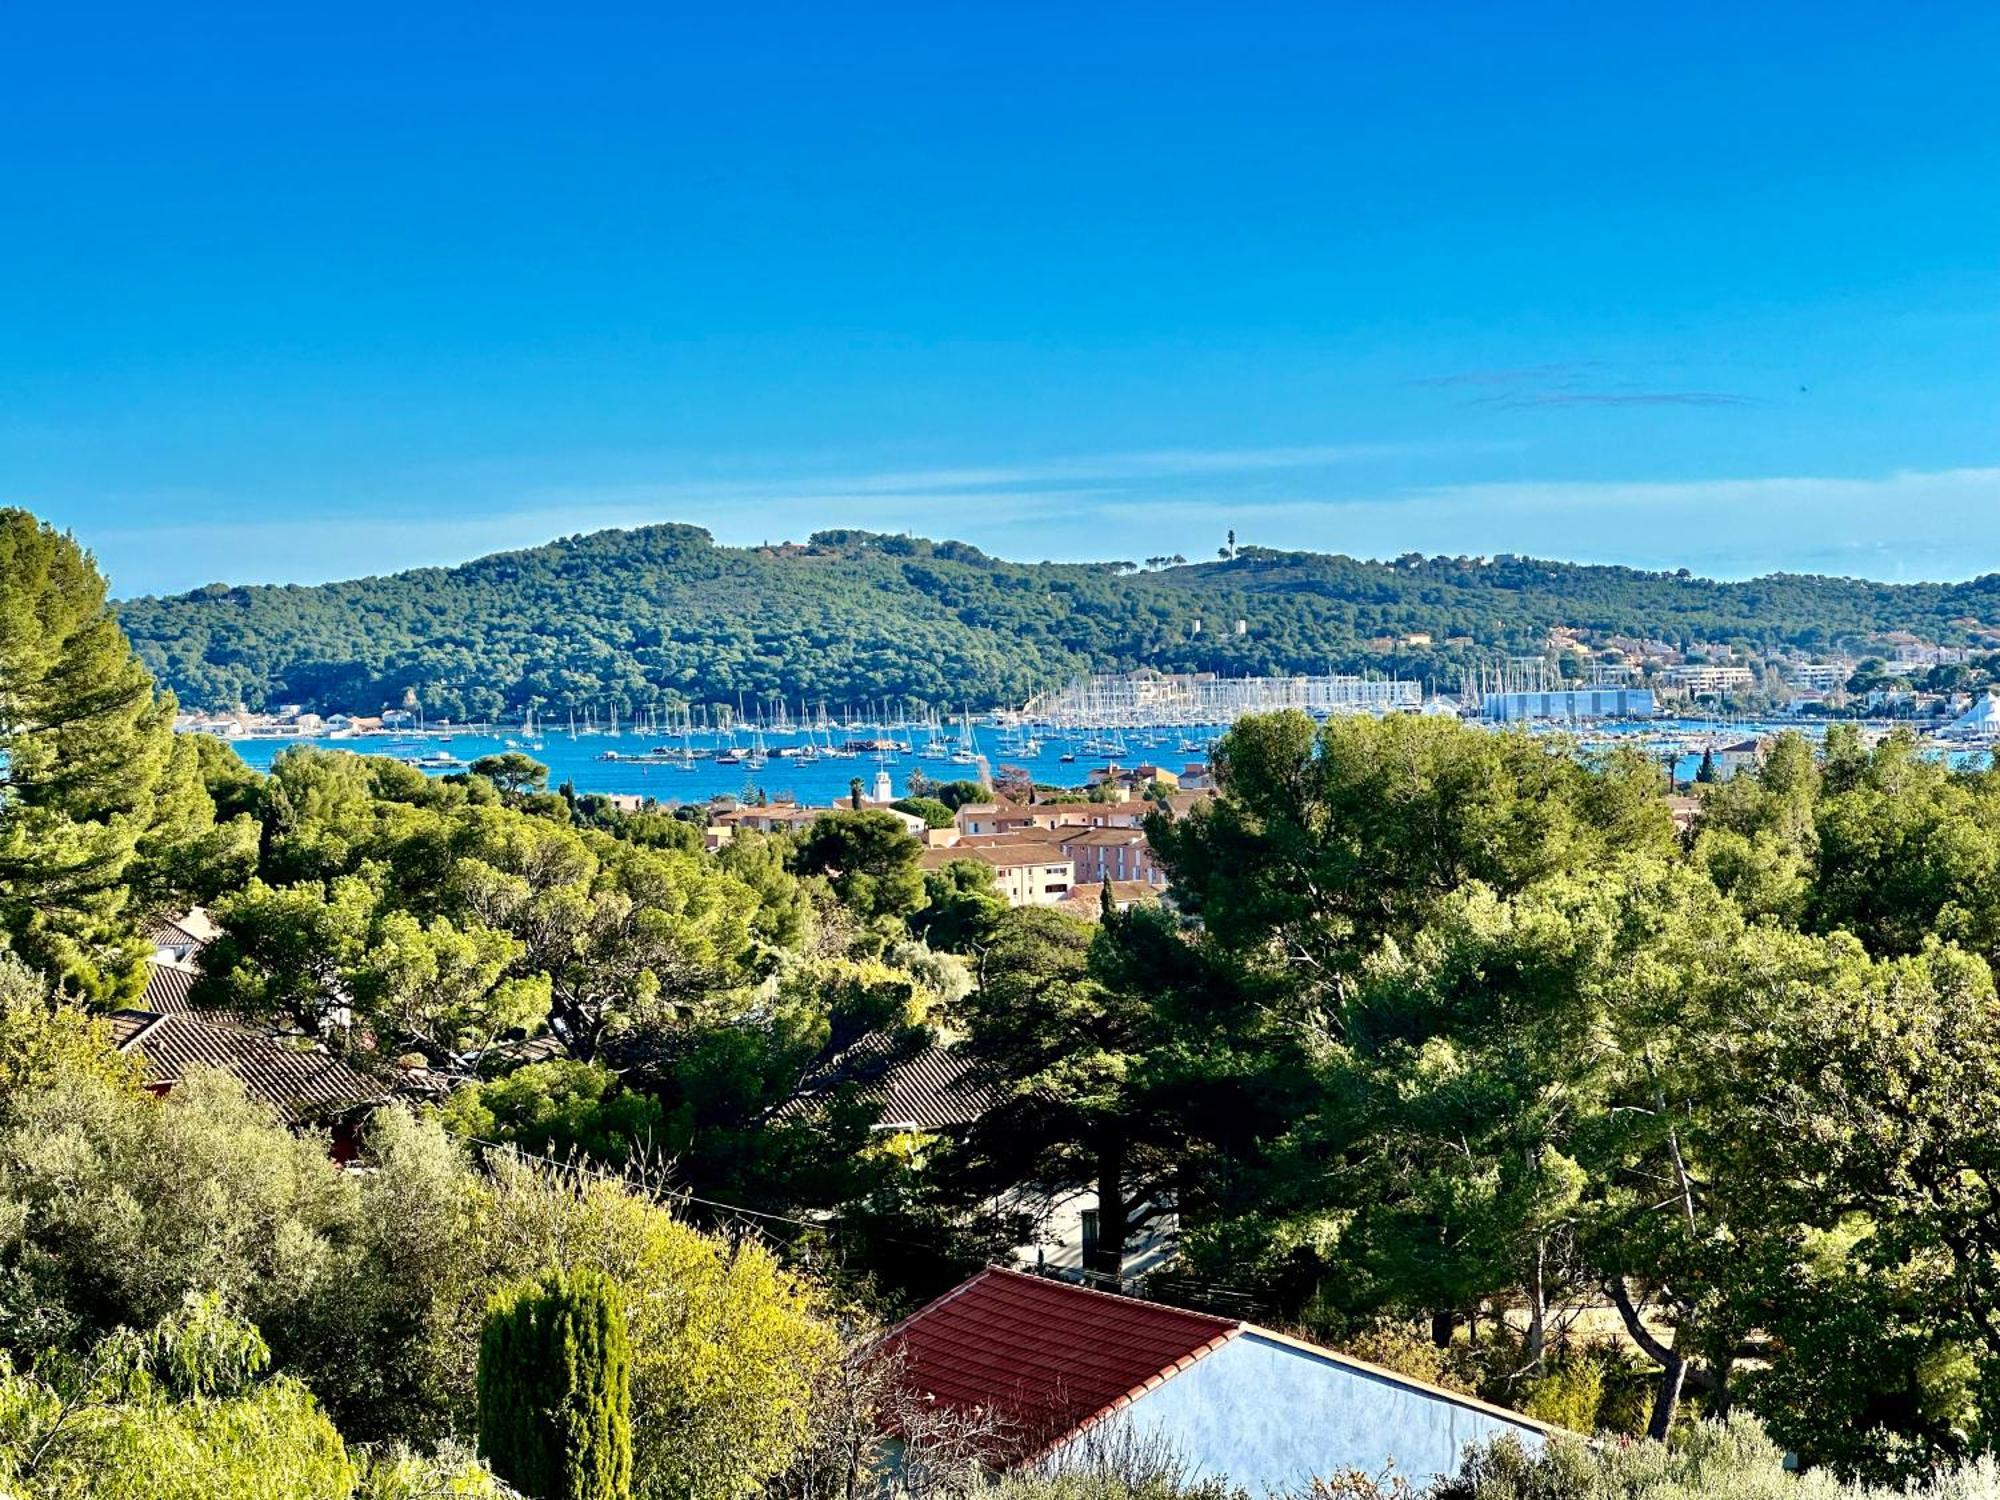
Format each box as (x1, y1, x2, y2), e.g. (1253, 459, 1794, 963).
(116, 522, 2000, 718)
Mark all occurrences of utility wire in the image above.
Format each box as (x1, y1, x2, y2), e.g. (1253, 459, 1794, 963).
(463, 1135, 961, 1257)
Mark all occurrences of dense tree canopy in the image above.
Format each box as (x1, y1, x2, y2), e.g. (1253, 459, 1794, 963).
(116, 523, 2000, 717)
(28, 497, 2000, 1490)
(0, 510, 201, 999)
(1139, 712, 2000, 1476)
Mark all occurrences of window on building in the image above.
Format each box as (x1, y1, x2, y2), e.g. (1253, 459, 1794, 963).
(1080, 1209, 1099, 1259)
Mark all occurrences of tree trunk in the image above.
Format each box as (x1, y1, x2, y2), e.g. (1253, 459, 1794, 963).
(1609, 1275, 1692, 1440)
(1430, 1310, 1456, 1348)
(1092, 1133, 1128, 1279)
(1648, 1347, 1688, 1440)
(1524, 1237, 1548, 1369)
(1706, 1348, 1735, 1420)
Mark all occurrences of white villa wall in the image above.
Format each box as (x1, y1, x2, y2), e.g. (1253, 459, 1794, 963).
(1004, 1186, 1175, 1278)
(1070, 1331, 1547, 1491)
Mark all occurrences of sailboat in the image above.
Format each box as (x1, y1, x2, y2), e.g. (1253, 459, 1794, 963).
(715, 720, 744, 767)
(949, 710, 980, 765)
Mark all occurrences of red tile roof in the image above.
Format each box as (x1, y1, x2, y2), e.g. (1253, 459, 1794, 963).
(881, 1267, 1238, 1461)
(883, 1268, 1564, 1467)
(140, 908, 221, 949)
(1055, 882, 1164, 918)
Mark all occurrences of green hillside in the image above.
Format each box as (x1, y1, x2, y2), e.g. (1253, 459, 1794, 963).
(115, 523, 2000, 718)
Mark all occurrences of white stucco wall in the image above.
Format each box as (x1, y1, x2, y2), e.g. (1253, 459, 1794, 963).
(1001, 1187, 1176, 1277)
(1072, 1332, 1547, 1492)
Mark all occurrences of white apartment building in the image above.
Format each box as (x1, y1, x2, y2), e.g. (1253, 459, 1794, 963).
(1668, 665, 1756, 695)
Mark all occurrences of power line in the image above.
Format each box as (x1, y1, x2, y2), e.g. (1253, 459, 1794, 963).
(462, 1135, 960, 1258)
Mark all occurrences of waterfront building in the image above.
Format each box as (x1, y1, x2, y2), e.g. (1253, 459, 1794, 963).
(1481, 687, 1655, 722)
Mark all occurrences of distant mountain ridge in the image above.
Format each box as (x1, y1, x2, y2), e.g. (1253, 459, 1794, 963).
(115, 523, 2000, 718)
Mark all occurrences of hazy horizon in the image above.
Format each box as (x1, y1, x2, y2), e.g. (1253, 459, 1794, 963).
(102, 489, 2000, 602)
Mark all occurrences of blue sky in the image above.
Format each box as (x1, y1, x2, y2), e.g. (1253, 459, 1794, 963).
(4, 3, 2000, 596)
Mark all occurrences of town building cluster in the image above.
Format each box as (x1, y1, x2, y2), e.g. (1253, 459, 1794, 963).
(704, 762, 1211, 916)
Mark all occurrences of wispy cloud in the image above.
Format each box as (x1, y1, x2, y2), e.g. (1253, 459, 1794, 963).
(1082, 466, 2000, 581)
(1482, 390, 1756, 409)
(80, 453, 2000, 596)
(1411, 361, 1602, 388)
(1414, 360, 1756, 410)
(85, 442, 1430, 593)
(527, 442, 1420, 504)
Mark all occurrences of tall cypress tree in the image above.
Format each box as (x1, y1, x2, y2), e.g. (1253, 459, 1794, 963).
(477, 1267, 633, 1500)
(0, 509, 178, 999)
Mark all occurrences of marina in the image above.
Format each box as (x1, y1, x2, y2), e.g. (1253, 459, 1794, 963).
(214, 718, 1233, 803)
(204, 703, 1999, 806)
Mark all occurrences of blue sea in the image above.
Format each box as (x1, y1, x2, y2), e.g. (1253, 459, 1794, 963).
(216, 724, 1222, 806)
(210, 714, 1992, 808)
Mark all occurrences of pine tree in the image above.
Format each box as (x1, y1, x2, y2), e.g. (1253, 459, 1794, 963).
(0, 509, 179, 999)
(478, 1267, 634, 1500)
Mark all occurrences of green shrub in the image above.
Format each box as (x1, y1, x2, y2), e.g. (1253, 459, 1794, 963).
(1518, 1360, 1605, 1435)
(1437, 1413, 2000, 1499)
(477, 1267, 632, 1500)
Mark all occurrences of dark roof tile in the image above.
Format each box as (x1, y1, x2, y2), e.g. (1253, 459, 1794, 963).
(116, 1011, 388, 1124)
(780, 1036, 995, 1131)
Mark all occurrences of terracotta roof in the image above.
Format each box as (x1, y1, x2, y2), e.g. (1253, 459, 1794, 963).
(954, 829, 1066, 848)
(142, 914, 196, 947)
(104, 1010, 156, 1048)
(140, 959, 201, 1011)
(1056, 882, 1163, 916)
(882, 1267, 1238, 1461)
(921, 844, 1073, 872)
(113, 1010, 389, 1125)
(1058, 827, 1148, 848)
(884, 1268, 1562, 1467)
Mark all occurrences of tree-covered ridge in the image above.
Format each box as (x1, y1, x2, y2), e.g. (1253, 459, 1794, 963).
(116, 523, 2000, 717)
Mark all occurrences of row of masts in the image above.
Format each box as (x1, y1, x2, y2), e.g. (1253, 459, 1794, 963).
(402, 695, 999, 739)
(1016, 670, 1423, 730)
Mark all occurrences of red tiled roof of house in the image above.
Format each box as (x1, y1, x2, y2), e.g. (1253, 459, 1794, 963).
(139, 959, 201, 1011)
(885, 1269, 1565, 1467)
(139, 959, 271, 1032)
(1055, 882, 1164, 917)
(104, 1010, 157, 1048)
(1057, 827, 1147, 848)
(920, 843, 1073, 872)
(954, 829, 1066, 847)
(881, 1267, 1238, 1461)
(140, 907, 221, 949)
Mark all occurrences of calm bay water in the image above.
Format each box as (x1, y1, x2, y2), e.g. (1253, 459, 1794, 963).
(217, 723, 1226, 805)
(211, 715, 1991, 806)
